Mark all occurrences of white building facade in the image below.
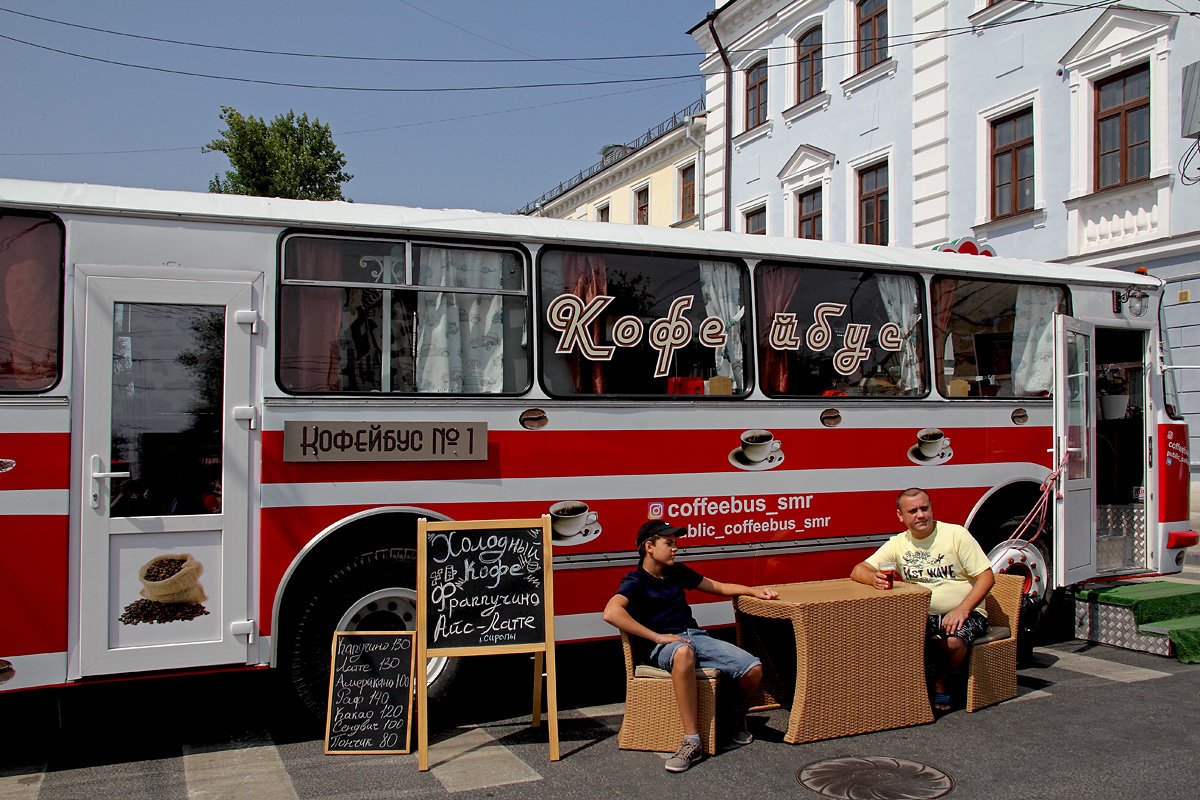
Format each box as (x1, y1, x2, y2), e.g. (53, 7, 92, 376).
(691, 0, 1200, 454)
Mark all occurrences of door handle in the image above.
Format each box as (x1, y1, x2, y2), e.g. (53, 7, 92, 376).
(90, 454, 130, 509)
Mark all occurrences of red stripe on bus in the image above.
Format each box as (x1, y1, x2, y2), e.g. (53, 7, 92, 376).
(260, 426, 1053, 484)
(258, 485, 989, 635)
(0, 432, 70, 490)
(0, 516, 68, 655)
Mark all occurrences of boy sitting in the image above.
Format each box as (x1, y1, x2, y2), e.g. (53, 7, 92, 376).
(603, 519, 778, 772)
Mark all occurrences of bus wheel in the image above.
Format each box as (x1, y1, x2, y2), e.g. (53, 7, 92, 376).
(283, 546, 460, 718)
(986, 537, 1051, 664)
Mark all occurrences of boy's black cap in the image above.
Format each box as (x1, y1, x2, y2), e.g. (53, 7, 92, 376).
(636, 519, 686, 550)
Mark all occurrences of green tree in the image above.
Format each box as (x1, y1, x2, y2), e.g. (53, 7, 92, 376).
(203, 106, 353, 200)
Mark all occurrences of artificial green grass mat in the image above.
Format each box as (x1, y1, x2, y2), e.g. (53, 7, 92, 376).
(1073, 581, 1200, 625)
(1142, 614, 1200, 664)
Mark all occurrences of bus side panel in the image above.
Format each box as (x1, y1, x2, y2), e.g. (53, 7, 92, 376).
(0, 431, 70, 691)
(259, 484, 1002, 639)
(1158, 423, 1190, 524)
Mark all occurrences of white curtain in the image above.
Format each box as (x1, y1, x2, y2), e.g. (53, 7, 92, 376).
(698, 261, 744, 392)
(1012, 285, 1059, 396)
(416, 248, 506, 393)
(877, 274, 922, 392)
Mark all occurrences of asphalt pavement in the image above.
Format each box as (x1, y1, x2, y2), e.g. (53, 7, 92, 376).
(3, 573, 1199, 800)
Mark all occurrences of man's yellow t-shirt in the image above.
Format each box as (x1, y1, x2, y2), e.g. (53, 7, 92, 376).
(866, 521, 992, 617)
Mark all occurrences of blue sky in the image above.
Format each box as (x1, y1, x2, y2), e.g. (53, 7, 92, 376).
(0, 1, 714, 212)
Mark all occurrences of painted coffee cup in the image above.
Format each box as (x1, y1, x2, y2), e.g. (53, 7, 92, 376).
(917, 428, 950, 458)
(740, 429, 781, 463)
(550, 500, 598, 537)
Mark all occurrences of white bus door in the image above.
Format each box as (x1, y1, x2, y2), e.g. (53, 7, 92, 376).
(77, 269, 258, 677)
(1054, 315, 1097, 585)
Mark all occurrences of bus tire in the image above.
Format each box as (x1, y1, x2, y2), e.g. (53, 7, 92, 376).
(282, 545, 460, 718)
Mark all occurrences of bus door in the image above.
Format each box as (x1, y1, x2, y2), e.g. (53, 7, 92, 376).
(1054, 314, 1098, 584)
(75, 267, 260, 677)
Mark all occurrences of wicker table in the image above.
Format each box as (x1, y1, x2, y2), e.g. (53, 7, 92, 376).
(734, 578, 934, 744)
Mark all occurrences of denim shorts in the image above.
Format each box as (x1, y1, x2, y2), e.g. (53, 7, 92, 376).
(926, 611, 989, 647)
(648, 628, 761, 679)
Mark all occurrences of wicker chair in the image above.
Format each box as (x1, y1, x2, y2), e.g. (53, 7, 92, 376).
(617, 631, 720, 754)
(965, 572, 1023, 712)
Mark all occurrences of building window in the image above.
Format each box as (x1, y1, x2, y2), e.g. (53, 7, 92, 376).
(797, 27, 823, 104)
(858, 162, 888, 245)
(746, 59, 768, 130)
(597, 205, 610, 223)
(680, 164, 696, 220)
(745, 206, 767, 235)
(1095, 64, 1150, 191)
(991, 107, 1034, 218)
(797, 187, 822, 240)
(635, 187, 649, 225)
(856, 0, 888, 73)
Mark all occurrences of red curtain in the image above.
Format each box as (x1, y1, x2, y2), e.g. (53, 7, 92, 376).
(279, 239, 344, 391)
(931, 278, 958, 393)
(563, 252, 607, 394)
(757, 265, 803, 394)
(0, 218, 61, 390)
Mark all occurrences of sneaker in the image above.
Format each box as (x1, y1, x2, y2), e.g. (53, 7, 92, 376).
(664, 739, 704, 772)
(729, 711, 753, 746)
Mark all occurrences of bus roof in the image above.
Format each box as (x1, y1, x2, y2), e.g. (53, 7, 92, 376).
(0, 177, 1158, 289)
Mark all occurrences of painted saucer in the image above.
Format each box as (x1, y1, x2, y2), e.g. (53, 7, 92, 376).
(907, 444, 952, 465)
(729, 447, 786, 471)
(553, 524, 602, 545)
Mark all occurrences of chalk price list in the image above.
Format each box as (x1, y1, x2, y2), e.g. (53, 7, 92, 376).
(326, 634, 414, 754)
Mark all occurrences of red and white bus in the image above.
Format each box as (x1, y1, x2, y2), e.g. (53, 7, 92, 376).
(1, 178, 1194, 710)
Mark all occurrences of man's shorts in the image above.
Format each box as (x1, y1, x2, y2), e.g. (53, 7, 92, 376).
(648, 628, 761, 679)
(926, 611, 989, 646)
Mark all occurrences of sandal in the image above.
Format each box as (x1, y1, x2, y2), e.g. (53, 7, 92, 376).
(932, 692, 952, 712)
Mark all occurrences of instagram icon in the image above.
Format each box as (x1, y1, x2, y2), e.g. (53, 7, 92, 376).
(647, 502, 664, 519)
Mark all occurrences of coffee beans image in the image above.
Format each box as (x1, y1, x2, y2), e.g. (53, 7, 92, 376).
(119, 599, 210, 625)
(119, 553, 209, 625)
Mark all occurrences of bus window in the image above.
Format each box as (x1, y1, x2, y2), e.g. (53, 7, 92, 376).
(278, 235, 529, 395)
(538, 249, 751, 397)
(932, 278, 1066, 398)
(0, 213, 63, 392)
(755, 263, 927, 398)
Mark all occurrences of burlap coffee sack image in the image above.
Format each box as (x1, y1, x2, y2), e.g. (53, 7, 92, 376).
(137, 553, 207, 604)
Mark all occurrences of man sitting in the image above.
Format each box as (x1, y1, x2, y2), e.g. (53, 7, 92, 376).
(603, 519, 777, 772)
(851, 487, 995, 711)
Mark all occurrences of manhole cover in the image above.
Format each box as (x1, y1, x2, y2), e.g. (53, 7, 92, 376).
(797, 756, 954, 800)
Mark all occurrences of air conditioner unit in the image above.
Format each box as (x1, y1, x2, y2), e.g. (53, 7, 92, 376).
(1184, 60, 1200, 139)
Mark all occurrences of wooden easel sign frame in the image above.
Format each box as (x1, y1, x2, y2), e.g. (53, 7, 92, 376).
(324, 630, 416, 755)
(416, 516, 558, 771)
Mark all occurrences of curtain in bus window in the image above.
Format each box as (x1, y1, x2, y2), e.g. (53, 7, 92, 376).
(698, 260, 745, 393)
(877, 274, 922, 392)
(1011, 284, 1059, 396)
(757, 266, 803, 393)
(0, 217, 60, 391)
(278, 239, 343, 391)
(563, 252, 607, 393)
(931, 278, 958, 393)
(415, 248, 505, 393)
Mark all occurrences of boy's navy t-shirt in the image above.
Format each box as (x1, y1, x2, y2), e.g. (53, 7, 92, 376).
(615, 562, 704, 643)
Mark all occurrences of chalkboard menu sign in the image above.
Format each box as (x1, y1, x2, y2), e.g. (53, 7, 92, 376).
(423, 523, 546, 651)
(416, 516, 559, 770)
(325, 631, 416, 755)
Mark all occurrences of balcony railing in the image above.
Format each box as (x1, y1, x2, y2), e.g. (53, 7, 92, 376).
(516, 98, 704, 215)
